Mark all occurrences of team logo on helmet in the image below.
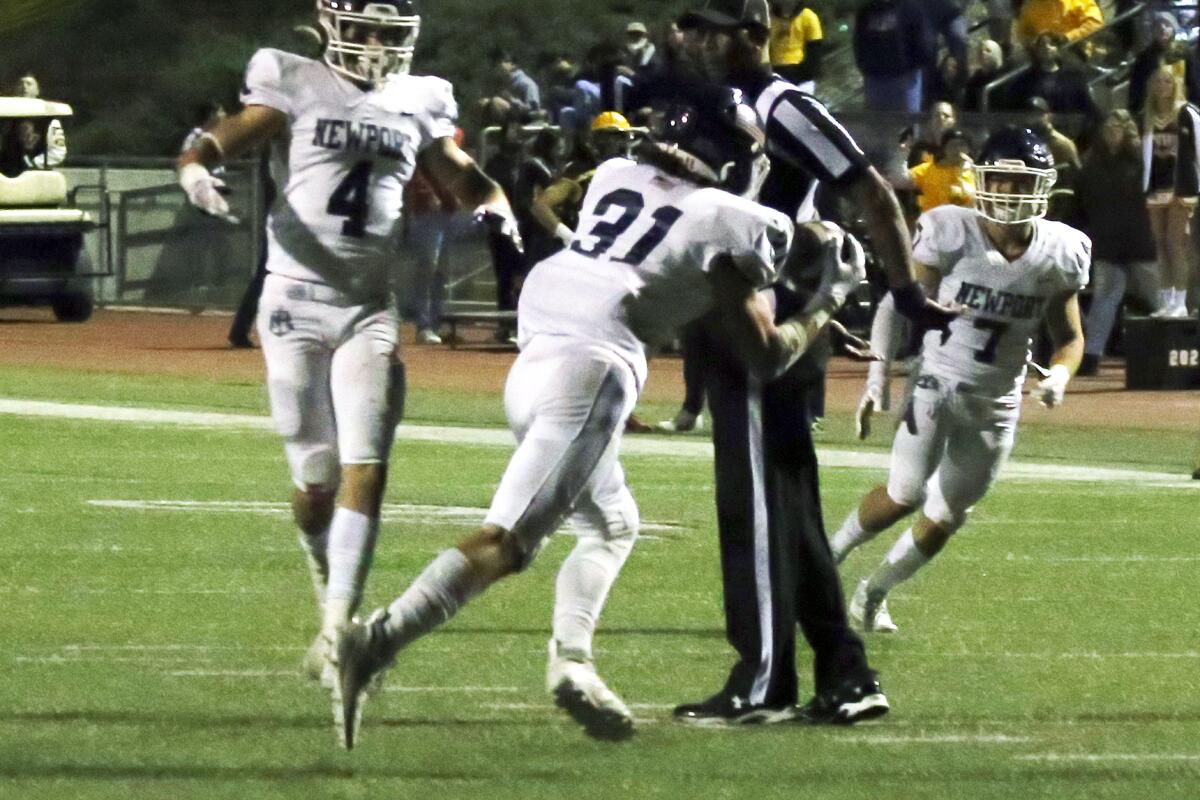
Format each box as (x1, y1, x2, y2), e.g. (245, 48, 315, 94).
(316, 0, 421, 86)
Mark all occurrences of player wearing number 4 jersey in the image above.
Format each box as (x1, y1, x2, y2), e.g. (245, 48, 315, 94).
(328, 77, 873, 749)
(177, 0, 518, 689)
(832, 126, 1091, 633)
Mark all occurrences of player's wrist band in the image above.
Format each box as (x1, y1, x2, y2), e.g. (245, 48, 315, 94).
(891, 282, 926, 319)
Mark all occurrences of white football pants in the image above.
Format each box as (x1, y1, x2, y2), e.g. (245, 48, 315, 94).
(485, 336, 639, 566)
(886, 374, 1019, 529)
(257, 274, 400, 488)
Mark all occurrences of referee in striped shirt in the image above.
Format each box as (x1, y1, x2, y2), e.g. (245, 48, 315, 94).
(670, 0, 955, 725)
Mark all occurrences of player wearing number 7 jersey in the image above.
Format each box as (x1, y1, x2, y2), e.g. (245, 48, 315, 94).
(831, 126, 1091, 634)
(177, 0, 518, 689)
(327, 77, 872, 749)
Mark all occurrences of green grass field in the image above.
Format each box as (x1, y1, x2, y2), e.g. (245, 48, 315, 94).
(1, 367, 1198, 799)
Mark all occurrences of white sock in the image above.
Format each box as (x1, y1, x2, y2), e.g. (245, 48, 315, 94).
(866, 529, 930, 597)
(322, 508, 379, 633)
(381, 549, 487, 655)
(297, 529, 329, 619)
(552, 536, 635, 660)
(1161, 288, 1175, 311)
(830, 508, 876, 564)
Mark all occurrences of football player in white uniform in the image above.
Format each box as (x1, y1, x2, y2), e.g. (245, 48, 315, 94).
(177, 0, 518, 680)
(830, 127, 1091, 633)
(328, 78, 871, 749)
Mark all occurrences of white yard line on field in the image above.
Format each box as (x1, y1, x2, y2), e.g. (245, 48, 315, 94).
(1016, 753, 1200, 763)
(2, 398, 1195, 486)
(83, 499, 676, 535)
(835, 734, 1034, 744)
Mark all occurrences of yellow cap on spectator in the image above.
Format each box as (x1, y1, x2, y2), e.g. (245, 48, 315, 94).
(592, 111, 631, 132)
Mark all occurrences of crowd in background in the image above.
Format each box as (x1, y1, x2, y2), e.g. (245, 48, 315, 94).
(8, 1, 1200, 369)
(397, 0, 1200, 377)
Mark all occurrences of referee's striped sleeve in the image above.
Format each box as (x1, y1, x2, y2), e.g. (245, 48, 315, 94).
(755, 85, 868, 186)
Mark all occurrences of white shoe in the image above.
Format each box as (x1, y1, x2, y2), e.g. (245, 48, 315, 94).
(417, 328, 443, 344)
(849, 579, 898, 633)
(1168, 303, 1191, 319)
(656, 409, 701, 433)
(1150, 305, 1174, 318)
(330, 610, 393, 750)
(546, 639, 634, 741)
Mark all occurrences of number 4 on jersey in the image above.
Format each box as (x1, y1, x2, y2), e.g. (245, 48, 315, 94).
(328, 160, 372, 238)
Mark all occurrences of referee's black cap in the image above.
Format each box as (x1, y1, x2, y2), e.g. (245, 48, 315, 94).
(679, 0, 771, 34)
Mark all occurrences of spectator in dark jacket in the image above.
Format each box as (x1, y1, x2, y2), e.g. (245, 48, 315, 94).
(1075, 110, 1160, 372)
(924, 0, 969, 103)
(853, 0, 935, 113)
(1002, 33, 1098, 117)
(1128, 12, 1200, 115)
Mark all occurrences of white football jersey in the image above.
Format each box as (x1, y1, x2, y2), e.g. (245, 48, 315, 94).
(518, 158, 793, 386)
(913, 205, 1091, 397)
(242, 49, 456, 293)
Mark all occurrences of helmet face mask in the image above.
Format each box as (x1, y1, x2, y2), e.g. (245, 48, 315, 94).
(972, 160, 1056, 224)
(317, 0, 420, 85)
(972, 126, 1056, 225)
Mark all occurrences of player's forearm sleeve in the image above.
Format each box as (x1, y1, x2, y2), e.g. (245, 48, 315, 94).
(867, 292, 903, 389)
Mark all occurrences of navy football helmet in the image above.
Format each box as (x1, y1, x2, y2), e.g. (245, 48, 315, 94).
(316, 0, 420, 85)
(972, 125, 1057, 224)
(636, 77, 769, 198)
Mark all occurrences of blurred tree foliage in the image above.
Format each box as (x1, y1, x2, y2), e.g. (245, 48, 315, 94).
(0, 0, 852, 156)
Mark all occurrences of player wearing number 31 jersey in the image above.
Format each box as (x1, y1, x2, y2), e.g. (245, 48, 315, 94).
(177, 0, 518, 694)
(831, 126, 1090, 634)
(328, 78, 871, 749)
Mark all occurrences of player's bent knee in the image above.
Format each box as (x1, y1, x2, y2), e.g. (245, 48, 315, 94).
(885, 484, 924, 512)
(285, 442, 340, 490)
(922, 492, 969, 531)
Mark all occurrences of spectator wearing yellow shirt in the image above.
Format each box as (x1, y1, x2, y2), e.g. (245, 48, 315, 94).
(769, 1, 825, 92)
(1015, 0, 1103, 52)
(898, 129, 976, 213)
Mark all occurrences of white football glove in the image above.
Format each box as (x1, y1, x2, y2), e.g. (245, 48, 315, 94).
(1034, 363, 1070, 408)
(813, 222, 866, 313)
(855, 382, 884, 440)
(475, 202, 524, 254)
(179, 162, 236, 223)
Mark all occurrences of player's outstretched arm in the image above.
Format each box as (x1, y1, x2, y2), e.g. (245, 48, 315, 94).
(843, 166, 957, 329)
(177, 106, 286, 220)
(1035, 291, 1085, 409)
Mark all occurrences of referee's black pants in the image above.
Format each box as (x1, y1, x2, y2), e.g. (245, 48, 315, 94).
(702, 327, 872, 707)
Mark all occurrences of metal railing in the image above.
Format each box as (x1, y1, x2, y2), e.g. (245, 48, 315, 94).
(980, 2, 1148, 112)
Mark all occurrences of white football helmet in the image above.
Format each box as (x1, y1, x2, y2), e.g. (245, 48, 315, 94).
(316, 0, 420, 86)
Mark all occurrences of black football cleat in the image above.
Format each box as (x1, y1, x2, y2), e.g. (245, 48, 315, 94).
(795, 677, 890, 725)
(673, 692, 795, 727)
